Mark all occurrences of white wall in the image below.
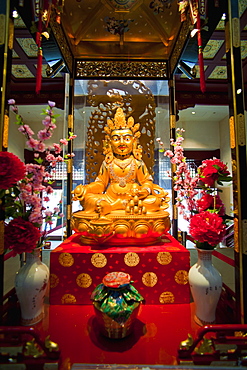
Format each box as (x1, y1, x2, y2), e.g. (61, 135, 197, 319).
(8, 118, 26, 161)
(181, 120, 220, 150)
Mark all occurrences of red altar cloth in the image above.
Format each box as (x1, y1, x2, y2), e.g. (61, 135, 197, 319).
(49, 233, 190, 305)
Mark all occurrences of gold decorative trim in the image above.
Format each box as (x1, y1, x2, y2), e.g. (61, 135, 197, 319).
(68, 114, 73, 129)
(76, 273, 92, 288)
(243, 219, 247, 255)
(67, 204, 71, 220)
(49, 9, 73, 74)
(234, 219, 239, 253)
(61, 294, 77, 304)
(194, 314, 215, 326)
(167, 246, 180, 251)
(232, 18, 240, 48)
(229, 116, 235, 149)
(58, 252, 74, 267)
(168, 79, 174, 88)
(76, 60, 167, 79)
(50, 273, 59, 288)
(157, 252, 172, 265)
(142, 272, 158, 287)
(169, 14, 191, 74)
(173, 204, 178, 219)
(171, 163, 176, 174)
(0, 14, 5, 45)
(21, 312, 44, 326)
(124, 252, 140, 267)
(3, 114, 9, 148)
(67, 158, 72, 173)
(225, 20, 230, 53)
(170, 114, 176, 129)
(0, 220, 4, 255)
(91, 253, 107, 268)
(159, 291, 175, 304)
(174, 270, 188, 285)
(237, 114, 246, 146)
(9, 18, 14, 50)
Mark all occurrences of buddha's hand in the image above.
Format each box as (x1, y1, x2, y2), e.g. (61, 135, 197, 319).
(72, 184, 87, 201)
(126, 185, 150, 202)
(137, 186, 151, 199)
(125, 192, 147, 215)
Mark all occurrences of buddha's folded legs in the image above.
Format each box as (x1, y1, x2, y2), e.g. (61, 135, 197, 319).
(81, 193, 123, 215)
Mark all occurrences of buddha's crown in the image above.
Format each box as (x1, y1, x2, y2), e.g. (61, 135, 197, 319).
(104, 108, 140, 138)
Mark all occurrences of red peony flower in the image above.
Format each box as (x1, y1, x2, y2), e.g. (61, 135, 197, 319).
(198, 158, 230, 187)
(189, 211, 226, 247)
(4, 217, 41, 255)
(197, 194, 225, 216)
(0, 151, 26, 189)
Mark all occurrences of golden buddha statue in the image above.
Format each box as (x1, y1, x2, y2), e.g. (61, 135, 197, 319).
(71, 107, 170, 246)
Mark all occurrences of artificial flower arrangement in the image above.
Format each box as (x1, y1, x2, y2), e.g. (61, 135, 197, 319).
(157, 128, 232, 250)
(0, 100, 76, 256)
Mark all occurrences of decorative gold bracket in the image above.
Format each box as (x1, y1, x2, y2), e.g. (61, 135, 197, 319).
(0, 14, 5, 45)
(243, 219, 247, 255)
(237, 114, 246, 146)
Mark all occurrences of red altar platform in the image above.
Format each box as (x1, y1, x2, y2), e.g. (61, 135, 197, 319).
(49, 233, 190, 305)
(34, 302, 199, 368)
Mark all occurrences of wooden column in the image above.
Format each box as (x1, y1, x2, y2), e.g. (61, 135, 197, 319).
(0, 0, 12, 148)
(226, 0, 247, 323)
(0, 0, 12, 323)
(169, 77, 178, 239)
(0, 0, 14, 324)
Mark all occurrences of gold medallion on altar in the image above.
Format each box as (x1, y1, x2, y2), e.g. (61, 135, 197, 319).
(91, 253, 107, 268)
(76, 273, 92, 288)
(157, 251, 172, 265)
(61, 294, 77, 304)
(124, 252, 140, 266)
(174, 270, 189, 285)
(142, 272, 158, 287)
(159, 291, 175, 304)
(50, 273, 59, 288)
(58, 252, 74, 267)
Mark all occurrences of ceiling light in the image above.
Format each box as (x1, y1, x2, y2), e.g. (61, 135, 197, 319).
(12, 10, 19, 18)
(191, 111, 196, 115)
(190, 28, 198, 38)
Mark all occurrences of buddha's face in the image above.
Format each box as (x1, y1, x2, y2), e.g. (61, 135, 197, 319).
(110, 129, 134, 156)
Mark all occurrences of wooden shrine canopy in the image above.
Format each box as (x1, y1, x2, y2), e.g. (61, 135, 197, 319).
(13, 0, 226, 81)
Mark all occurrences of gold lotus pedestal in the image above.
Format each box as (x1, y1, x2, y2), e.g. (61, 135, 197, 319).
(71, 209, 171, 246)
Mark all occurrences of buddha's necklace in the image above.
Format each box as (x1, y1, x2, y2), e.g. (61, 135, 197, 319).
(109, 159, 136, 188)
(113, 156, 133, 170)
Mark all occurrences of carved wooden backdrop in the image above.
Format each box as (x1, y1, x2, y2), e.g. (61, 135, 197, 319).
(85, 80, 156, 183)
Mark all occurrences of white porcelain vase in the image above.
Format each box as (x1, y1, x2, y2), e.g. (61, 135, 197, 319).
(15, 248, 49, 326)
(189, 247, 222, 326)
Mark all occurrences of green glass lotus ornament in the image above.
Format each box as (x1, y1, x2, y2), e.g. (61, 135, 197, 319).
(91, 271, 144, 338)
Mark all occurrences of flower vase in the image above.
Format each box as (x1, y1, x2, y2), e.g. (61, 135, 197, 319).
(189, 247, 222, 326)
(15, 248, 49, 326)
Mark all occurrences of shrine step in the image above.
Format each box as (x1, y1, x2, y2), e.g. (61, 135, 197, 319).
(49, 234, 190, 305)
